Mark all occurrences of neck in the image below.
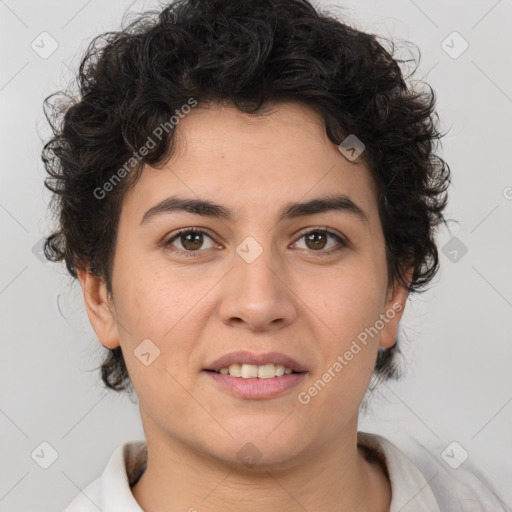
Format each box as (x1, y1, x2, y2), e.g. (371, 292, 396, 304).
(131, 417, 391, 512)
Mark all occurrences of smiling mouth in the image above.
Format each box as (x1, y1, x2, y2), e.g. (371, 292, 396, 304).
(205, 363, 303, 379)
(203, 365, 307, 400)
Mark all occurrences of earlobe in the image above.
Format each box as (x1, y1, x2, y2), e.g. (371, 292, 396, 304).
(379, 271, 412, 349)
(76, 268, 120, 349)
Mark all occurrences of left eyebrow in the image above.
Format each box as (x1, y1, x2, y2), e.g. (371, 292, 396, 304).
(278, 195, 369, 225)
(140, 194, 369, 225)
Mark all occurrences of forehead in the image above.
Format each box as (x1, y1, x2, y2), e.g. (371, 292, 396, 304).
(121, 101, 379, 224)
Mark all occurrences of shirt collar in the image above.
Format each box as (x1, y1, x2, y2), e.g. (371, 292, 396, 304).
(99, 440, 146, 511)
(358, 432, 441, 512)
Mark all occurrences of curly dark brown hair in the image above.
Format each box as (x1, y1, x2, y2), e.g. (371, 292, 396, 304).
(42, 0, 451, 394)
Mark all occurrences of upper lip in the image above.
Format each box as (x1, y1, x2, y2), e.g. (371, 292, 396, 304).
(204, 351, 308, 373)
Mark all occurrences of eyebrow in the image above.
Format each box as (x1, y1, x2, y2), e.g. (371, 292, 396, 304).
(140, 194, 369, 225)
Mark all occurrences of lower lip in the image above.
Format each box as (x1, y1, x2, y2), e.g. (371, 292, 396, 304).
(203, 371, 308, 399)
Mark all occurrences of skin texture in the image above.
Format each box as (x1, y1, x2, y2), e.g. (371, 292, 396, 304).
(78, 101, 410, 511)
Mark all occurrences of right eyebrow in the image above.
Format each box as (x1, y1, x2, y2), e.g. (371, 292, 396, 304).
(140, 197, 232, 225)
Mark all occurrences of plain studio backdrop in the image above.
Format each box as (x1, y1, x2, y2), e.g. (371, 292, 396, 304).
(1, 1, 511, 510)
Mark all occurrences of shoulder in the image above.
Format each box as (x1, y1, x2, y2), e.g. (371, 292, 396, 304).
(358, 432, 509, 512)
(62, 440, 146, 512)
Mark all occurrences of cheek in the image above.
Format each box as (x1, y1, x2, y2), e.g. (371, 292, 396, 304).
(112, 268, 203, 411)
(304, 260, 386, 341)
(111, 258, 218, 384)
(302, 282, 382, 417)
(113, 257, 200, 340)
(296, 259, 385, 398)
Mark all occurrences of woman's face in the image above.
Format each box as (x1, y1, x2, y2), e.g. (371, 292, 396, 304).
(81, 101, 407, 467)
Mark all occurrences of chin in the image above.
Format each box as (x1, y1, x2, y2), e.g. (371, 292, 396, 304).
(204, 422, 307, 467)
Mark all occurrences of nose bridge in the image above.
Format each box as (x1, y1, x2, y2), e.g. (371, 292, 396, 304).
(219, 234, 296, 329)
(236, 242, 279, 294)
(234, 235, 284, 301)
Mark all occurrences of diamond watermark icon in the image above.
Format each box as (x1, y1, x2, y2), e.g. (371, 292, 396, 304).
(134, 338, 161, 366)
(442, 236, 468, 263)
(32, 237, 46, 263)
(31, 32, 59, 59)
(236, 236, 263, 264)
(237, 442, 263, 467)
(31, 441, 59, 469)
(32, 237, 51, 263)
(338, 134, 365, 161)
(441, 441, 469, 469)
(441, 31, 469, 59)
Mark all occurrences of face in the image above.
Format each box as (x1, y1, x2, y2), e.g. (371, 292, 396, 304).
(80, 101, 408, 468)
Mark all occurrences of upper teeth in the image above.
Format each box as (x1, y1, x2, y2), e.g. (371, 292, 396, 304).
(219, 364, 294, 379)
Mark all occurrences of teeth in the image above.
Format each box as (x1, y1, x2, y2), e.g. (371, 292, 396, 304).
(218, 363, 295, 378)
(228, 364, 242, 377)
(258, 364, 276, 379)
(241, 364, 258, 378)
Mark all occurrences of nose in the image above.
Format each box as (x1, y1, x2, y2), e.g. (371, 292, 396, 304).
(217, 242, 298, 332)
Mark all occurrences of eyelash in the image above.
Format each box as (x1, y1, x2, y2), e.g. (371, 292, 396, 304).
(163, 227, 347, 258)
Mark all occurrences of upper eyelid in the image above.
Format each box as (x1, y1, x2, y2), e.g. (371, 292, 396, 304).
(167, 227, 215, 240)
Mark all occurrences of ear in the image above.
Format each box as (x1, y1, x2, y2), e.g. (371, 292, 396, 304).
(379, 269, 412, 349)
(76, 268, 120, 349)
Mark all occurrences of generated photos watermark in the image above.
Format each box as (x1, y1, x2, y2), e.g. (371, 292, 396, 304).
(93, 97, 198, 200)
(297, 301, 403, 405)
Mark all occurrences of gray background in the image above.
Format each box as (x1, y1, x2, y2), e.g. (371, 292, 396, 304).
(1, 0, 511, 510)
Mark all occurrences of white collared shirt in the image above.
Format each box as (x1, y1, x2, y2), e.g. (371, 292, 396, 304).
(63, 432, 508, 511)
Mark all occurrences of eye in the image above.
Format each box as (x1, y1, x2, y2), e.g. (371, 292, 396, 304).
(165, 228, 218, 254)
(293, 228, 346, 253)
(163, 227, 347, 257)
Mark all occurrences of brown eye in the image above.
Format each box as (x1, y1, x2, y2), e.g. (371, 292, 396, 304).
(180, 232, 204, 250)
(166, 229, 216, 252)
(294, 229, 346, 253)
(305, 231, 328, 250)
